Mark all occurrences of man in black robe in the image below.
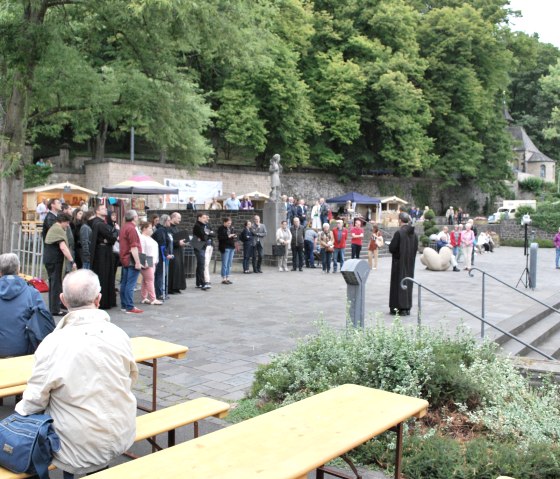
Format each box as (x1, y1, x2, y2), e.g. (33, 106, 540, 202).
(89, 203, 117, 309)
(389, 212, 418, 316)
(168, 212, 187, 293)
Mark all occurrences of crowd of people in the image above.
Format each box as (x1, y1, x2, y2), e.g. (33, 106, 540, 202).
(433, 220, 495, 272)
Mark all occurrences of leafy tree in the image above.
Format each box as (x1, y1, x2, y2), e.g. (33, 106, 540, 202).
(506, 32, 560, 158)
(540, 60, 560, 145)
(418, 4, 512, 186)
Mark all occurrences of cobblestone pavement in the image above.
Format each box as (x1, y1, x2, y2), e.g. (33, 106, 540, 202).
(115, 245, 558, 406)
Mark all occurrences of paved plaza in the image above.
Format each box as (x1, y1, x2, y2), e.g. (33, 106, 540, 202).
(2, 245, 558, 478)
(112, 245, 558, 406)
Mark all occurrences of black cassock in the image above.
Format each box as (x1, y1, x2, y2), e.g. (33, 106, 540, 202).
(168, 225, 187, 292)
(388, 224, 418, 313)
(89, 217, 117, 309)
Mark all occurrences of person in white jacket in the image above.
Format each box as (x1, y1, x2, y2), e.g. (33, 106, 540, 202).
(16, 269, 138, 476)
(139, 222, 162, 305)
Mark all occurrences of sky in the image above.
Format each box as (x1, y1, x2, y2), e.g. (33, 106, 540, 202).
(508, 0, 560, 48)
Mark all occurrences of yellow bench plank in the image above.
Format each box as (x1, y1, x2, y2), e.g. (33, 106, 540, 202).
(135, 398, 229, 441)
(0, 399, 229, 479)
(0, 385, 26, 399)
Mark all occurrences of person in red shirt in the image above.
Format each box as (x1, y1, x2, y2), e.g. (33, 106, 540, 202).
(350, 219, 364, 259)
(332, 219, 348, 272)
(118, 210, 143, 314)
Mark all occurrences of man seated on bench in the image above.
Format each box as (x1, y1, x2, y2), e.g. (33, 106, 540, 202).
(16, 269, 138, 477)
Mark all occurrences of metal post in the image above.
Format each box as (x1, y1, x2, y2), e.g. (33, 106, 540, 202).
(130, 126, 135, 162)
(481, 273, 485, 338)
(417, 285, 422, 327)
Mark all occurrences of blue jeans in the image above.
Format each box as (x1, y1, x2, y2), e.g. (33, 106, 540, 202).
(82, 261, 90, 270)
(304, 240, 315, 267)
(120, 266, 140, 311)
(221, 248, 235, 277)
(556, 248, 560, 268)
(333, 248, 345, 271)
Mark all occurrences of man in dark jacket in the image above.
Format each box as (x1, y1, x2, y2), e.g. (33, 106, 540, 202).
(192, 213, 212, 290)
(0, 253, 54, 357)
(152, 214, 173, 300)
(41, 198, 61, 240)
(290, 217, 305, 271)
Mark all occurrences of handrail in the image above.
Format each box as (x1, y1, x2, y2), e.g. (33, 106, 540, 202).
(400, 276, 554, 361)
(468, 266, 560, 316)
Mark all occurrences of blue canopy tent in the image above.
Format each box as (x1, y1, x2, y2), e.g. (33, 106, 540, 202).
(325, 192, 381, 205)
(326, 192, 381, 223)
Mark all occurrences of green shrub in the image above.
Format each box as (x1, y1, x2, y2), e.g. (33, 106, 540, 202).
(518, 177, 555, 194)
(422, 209, 438, 237)
(24, 164, 52, 188)
(500, 238, 553, 248)
(251, 321, 493, 410)
(458, 356, 560, 444)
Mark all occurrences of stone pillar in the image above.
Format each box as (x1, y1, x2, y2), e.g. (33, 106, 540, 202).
(263, 201, 285, 255)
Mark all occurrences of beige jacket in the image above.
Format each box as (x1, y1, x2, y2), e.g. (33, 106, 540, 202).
(16, 308, 138, 474)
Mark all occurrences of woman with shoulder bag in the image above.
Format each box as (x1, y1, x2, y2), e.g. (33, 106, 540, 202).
(368, 224, 383, 270)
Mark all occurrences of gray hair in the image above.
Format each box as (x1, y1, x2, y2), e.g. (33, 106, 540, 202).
(62, 270, 101, 309)
(0, 253, 20, 276)
(399, 212, 410, 224)
(124, 209, 138, 221)
(160, 214, 170, 224)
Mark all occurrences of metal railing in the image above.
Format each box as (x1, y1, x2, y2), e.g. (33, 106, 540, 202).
(10, 221, 44, 279)
(400, 275, 555, 360)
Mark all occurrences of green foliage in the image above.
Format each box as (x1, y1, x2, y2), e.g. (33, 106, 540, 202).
(458, 356, 560, 444)
(361, 434, 560, 479)
(516, 201, 560, 233)
(421, 209, 438, 242)
(500, 238, 553, 248)
(411, 183, 431, 213)
(226, 398, 277, 424)
(23, 164, 52, 188)
(518, 177, 555, 194)
(251, 321, 494, 409)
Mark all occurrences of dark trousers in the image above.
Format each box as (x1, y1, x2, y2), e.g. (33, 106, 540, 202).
(292, 245, 304, 270)
(155, 259, 165, 298)
(45, 261, 63, 314)
(195, 247, 206, 286)
(252, 242, 263, 272)
(243, 243, 253, 271)
(351, 244, 362, 259)
(321, 249, 333, 272)
(304, 240, 315, 267)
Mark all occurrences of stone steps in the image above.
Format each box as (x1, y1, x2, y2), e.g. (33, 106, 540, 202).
(487, 291, 560, 360)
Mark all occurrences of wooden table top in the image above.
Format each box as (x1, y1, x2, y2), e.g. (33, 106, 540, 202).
(0, 336, 188, 389)
(89, 384, 429, 479)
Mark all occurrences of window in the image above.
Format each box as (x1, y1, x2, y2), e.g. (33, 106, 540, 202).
(540, 164, 546, 178)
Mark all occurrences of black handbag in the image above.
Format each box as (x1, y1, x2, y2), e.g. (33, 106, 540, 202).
(272, 245, 286, 256)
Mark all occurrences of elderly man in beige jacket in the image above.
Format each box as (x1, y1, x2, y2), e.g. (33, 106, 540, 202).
(16, 269, 138, 476)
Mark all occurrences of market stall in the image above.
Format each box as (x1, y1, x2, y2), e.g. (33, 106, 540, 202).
(23, 182, 97, 221)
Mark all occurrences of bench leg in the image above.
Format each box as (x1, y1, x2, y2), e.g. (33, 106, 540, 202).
(194, 420, 199, 438)
(394, 422, 403, 479)
(168, 429, 176, 447)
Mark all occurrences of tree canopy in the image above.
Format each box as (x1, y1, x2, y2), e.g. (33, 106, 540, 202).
(1, 0, 559, 250)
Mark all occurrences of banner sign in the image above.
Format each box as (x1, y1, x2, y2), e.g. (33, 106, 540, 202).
(163, 178, 222, 207)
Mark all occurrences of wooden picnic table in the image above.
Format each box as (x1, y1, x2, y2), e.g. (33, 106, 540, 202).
(0, 336, 188, 411)
(88, 384, 429, 479)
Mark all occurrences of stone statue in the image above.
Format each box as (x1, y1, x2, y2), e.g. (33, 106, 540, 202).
(269, 153, 282, 202)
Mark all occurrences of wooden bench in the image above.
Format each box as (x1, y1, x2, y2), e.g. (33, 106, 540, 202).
(0, 397, 230, 479)
(88, 384, 429, 479)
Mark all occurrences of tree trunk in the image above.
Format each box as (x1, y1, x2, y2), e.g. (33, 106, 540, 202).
(94, 120, 108, 161)
(0, 78, 28, 254)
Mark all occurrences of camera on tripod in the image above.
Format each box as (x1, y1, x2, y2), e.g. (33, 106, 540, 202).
(521, 214, 532, 226)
